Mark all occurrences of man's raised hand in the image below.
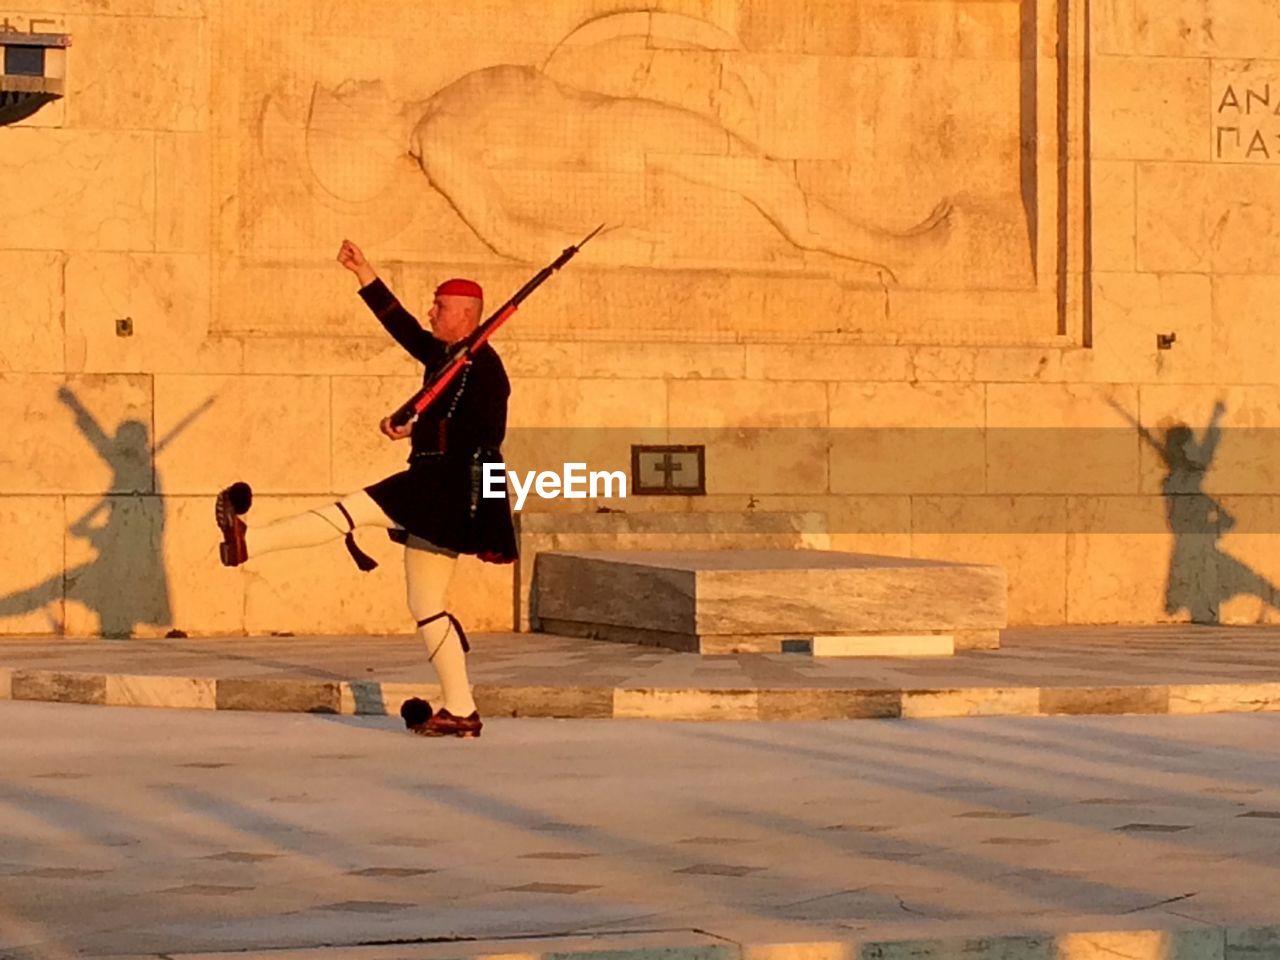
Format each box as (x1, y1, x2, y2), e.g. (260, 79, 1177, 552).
(337, 239, 364, 271)
(337, 240, 377, 286)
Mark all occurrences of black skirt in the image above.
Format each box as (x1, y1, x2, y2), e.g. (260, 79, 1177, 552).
(365, 450, 517, 564)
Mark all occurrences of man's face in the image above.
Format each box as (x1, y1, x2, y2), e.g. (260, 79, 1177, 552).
(428, 294, 481, 344)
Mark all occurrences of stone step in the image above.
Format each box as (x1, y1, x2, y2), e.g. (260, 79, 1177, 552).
(532, 549, 1007, 655)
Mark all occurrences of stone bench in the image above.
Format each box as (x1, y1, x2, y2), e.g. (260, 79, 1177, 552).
(532, 549, 1007, 655)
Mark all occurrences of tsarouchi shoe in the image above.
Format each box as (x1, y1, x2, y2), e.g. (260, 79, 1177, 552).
(215, 482, 252, 567)
(416, 708, 482, 739)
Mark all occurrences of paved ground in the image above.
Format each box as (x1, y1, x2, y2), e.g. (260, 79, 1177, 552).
(2, 626, 1280, 720)
(3, 701, 1280, 959)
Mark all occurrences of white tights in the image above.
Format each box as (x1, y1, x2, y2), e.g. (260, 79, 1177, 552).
(246, 491, 477, 717)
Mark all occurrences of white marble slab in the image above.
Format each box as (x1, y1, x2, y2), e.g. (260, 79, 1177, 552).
(533, 550, 1007, 654)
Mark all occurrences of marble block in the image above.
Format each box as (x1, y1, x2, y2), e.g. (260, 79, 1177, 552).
(533, 550, 1006, 654)
(518, 511, 829, 631)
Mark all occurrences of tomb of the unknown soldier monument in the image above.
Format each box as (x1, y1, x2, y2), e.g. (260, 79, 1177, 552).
(4, 2, 1280, 958)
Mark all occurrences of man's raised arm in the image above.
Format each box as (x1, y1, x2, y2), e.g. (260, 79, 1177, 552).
(336, 239, 442, 366)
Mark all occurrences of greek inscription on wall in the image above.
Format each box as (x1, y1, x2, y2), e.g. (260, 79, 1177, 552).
(0, 13, 63, 33)
(1213, 63, 1280, 163)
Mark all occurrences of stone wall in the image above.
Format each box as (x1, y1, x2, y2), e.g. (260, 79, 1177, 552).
(1, 0, 1278, 637)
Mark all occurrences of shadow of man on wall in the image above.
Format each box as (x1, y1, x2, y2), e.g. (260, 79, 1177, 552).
(0, 387, 208, 638)
(1117, 399, 1278, 624)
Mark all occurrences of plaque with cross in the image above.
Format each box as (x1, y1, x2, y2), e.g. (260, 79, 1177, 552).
(631, 445, 706, 496)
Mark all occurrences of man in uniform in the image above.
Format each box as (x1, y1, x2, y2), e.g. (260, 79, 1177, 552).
(214, 239, 517, 739)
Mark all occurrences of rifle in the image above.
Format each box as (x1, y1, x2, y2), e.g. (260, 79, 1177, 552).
(387, 225, 603, 428)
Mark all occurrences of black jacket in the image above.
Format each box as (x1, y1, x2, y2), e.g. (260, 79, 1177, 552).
(357, 278, 517, 563)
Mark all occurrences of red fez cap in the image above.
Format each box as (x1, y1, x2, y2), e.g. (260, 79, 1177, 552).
(435, 278, 483, 299)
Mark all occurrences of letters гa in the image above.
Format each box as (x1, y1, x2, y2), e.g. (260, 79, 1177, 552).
(1215, 126, 1280, 160)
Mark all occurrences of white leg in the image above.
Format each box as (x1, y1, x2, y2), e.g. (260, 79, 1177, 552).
(404, 537, 475, 716)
